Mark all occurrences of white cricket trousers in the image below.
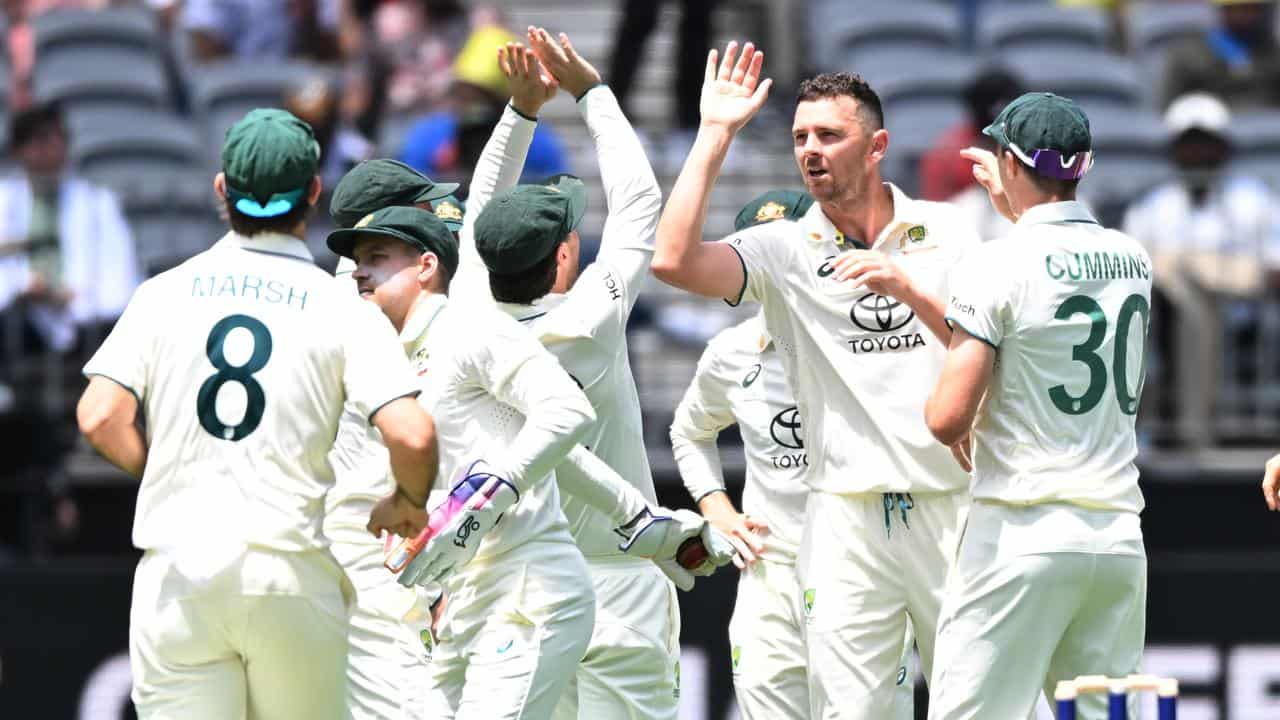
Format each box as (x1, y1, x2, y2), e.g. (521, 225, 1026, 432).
(928, 501, 1146, 720)
(328, 526, 431, 720)
(797, 490, 967, 720)
(129, 547, 350, 719)
(552, 556, 681, 720)
(425, 539, 596, 720)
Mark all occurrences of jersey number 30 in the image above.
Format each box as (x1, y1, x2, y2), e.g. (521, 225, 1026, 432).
(1049, 294, 1149, 416)
(197, 314, 272, 441)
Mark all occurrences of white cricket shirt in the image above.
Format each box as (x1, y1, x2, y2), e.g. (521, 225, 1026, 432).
(83, 232, 420, 553)
(945, 201, 1152, 514)
(324, 266, 394, 535)
(401, 293, 589, 568)
(486, 87, 662, 557)
(670, 315, 808, 561)
(724, 185, 979, 494)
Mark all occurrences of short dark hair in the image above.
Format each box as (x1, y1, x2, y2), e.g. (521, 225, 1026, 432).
(11, 102, 65, 149)
(488, 244, 559, 304)
(796, 72, 884, 130)
(224, 196, 315, 237)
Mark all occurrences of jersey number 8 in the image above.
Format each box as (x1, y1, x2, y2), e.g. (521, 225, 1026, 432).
(1049, 293, 1149, 416)
(197, 314, 273, 441)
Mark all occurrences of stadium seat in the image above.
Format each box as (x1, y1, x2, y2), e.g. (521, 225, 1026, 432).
(70, 110, 204, 194)
(844, 48, 980, 108)
(828, 3, 963, 57)
(977, 5, 1112, 52)
(1227, 110, 1280, 153)
(121, 170, 222, 276)
(1126, 2, 1215, 56)
(31, 47, 170, 114)
(189, 61, 334, 162)
(996, 48, 1142, 110)
(881, 104, 965, 198)
(33, 7, 158, 57)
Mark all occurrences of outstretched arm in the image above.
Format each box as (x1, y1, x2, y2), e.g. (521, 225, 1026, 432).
(925, 326, 995, 447)
(454, 42, 556, 300)
(651, 41, 772, 301)
(529, 27, 660, 309)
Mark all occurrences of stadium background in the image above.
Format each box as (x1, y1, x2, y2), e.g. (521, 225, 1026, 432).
(1, 0, 1278, 717)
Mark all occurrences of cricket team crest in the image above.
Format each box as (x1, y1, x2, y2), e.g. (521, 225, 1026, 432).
(755, 201, 788, 223)
(435, 200, 463, 223)
(803, 588, 816, 616)
(731, 645, 742, 671)
(420, 628, 433, 659)
(355, 212, 376, 229)
(907, 225, 927, 243)
(411, 346, 430, 375)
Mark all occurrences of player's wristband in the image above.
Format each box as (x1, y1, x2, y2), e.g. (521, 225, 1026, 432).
(508, 102, 538, 122)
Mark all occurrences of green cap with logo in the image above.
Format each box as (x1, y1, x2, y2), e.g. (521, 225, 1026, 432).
(221, 108, 321, 218)
(330, 159, 461, 229)
(982, 92, 1094, 180)
(432, 194, 466, 233)
(474, 174, 587, 274)
(734, 190, 814, 232)
(326, 206, 459, 277)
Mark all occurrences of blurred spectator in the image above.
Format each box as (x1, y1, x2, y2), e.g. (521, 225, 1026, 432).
(4, 0, 113, 110)
(607, 0, 716, 162)
(1161, 0, 1280, 110)
(0, 103, 140, 355)
(1123, 93, 1280, 440)
(398, 24, 568, 189)
(184, 0, 341, 62)
(1124, 93, 1279, 296)
(284, 72, 376, 192)
(373, 0, 473, 114)
(0, 103, 139, 556)
(919, 68, 1023, 203)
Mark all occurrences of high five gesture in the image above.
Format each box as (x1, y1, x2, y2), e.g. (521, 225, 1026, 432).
(701, 41, 772, 133)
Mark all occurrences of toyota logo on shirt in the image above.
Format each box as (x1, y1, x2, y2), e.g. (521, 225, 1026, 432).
(849, 292, 916, 333)
(769, 406, 804, 450)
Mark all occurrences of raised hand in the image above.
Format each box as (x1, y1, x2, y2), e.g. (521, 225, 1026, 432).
(700, 41, 772, 134)
(497, 41, 558, 118)
(526, 27, 600, 99)
(961, 146, 1015, 222)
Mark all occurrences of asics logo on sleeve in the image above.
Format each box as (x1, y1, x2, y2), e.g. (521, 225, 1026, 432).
(816, 256, 837, 278)
(453, 517, 481, 548)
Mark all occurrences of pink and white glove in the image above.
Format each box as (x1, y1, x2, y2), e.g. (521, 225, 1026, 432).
(386, 460, 519, 588)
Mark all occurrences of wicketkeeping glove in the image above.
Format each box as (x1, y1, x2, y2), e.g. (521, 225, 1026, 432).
(615, 508, 737, 590)
(388, 460, 519, 588)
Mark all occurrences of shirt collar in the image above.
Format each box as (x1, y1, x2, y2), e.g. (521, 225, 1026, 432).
(800, 183, 926, 250)
(495, 293, 566, 323)
(217, 231, 315, 262)
(399, 292, 449, 351)
(1015, 201, 1098, 228)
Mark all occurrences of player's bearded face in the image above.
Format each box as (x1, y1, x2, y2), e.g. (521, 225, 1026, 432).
(351, 237, 426, 331)
(792, 97, 875, 203)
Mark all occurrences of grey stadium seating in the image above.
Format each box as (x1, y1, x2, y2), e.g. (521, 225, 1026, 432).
(977, 4, 1112, 53)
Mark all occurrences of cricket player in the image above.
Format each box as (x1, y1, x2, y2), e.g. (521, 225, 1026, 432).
(651, 44, 980, 719)
(74, 108, 438, 719)
(323, 160, 461, 720)
(670, 190, 918, 720)
(924, 92, 1152, 719)
(461, 27, 682, 719)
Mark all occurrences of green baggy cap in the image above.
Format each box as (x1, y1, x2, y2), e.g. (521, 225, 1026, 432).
(330, 159, 461, 228)
(222, 108, 320, 218)
(983, 92, 1094, 180)
(734, 189, 815, 232)
(432, 194, 466, 233)
(326, 206, 459, 277)
(474, 175, 587, 274)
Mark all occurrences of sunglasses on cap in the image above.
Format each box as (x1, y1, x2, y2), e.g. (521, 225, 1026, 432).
(1006, 142, 1094, 180)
